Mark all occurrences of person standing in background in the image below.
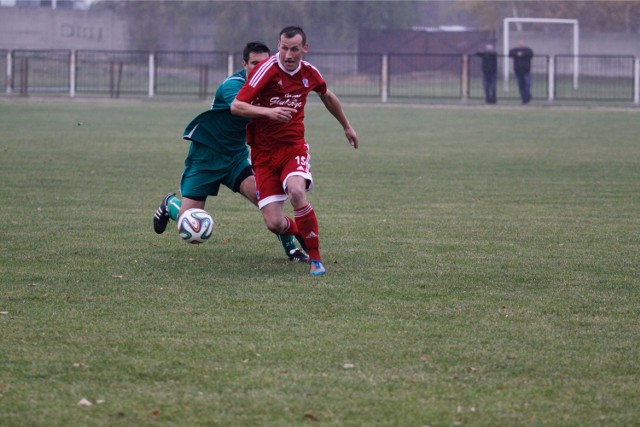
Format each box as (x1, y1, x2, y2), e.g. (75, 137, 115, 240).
(476, 43, 498, 104)
(509, 40, 534, 104)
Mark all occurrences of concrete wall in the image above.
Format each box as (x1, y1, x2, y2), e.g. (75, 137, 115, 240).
(2, 6, 640, 57)
(0, 7, 127, 50)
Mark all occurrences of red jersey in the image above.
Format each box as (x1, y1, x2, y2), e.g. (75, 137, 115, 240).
(235, 54, 327, 151)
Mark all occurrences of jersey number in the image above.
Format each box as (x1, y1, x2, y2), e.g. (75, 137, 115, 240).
(295, 155, 310, 173)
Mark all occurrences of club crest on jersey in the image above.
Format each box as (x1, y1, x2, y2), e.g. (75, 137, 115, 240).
(302, 78, 309, 87)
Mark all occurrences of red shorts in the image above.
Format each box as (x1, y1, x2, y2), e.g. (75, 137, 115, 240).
(251, 144, 313, 209)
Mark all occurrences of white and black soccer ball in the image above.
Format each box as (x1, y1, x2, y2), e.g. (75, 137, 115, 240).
(177, 208, 214, 244)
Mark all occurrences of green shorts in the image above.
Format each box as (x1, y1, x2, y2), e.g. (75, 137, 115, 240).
(180, 141, 253, 200)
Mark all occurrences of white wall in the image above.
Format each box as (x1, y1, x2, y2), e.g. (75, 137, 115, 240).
(0, 7, 127, 50)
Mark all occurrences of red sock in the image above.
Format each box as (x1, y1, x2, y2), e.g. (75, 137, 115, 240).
(294, 204, 320, 261)
(282, 216, 298, 235)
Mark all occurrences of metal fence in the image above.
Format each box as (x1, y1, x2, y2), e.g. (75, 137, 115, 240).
(154, 51, 229, 97)
(1, 50, 6, 92)
(76, 50, 149, 97)
(2, 49, 639, 105)
(11, 50, 70, 95)
(554, 55, 636, 101)
(389, 53, 463, 99)
(306, 52, 382, 98)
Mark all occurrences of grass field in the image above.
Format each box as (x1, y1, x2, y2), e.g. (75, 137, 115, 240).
(1, 99, 639, 426)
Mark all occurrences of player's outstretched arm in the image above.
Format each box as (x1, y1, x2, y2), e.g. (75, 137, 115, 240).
(231, 99, 296, 123)
(319, 90, 358, 149)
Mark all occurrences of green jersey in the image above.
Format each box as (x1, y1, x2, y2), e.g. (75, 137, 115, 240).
(182, 69, 250, 155)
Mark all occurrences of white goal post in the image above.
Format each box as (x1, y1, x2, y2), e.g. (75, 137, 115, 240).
(503, 18, 579, 90)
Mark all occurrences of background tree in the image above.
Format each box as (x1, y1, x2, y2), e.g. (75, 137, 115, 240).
(91, 0, 640, 51)
(455, 1, 640, 34)
(91, 0, 423, 51)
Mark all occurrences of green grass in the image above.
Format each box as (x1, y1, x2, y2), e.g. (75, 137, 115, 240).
(1, 99, 639, 426)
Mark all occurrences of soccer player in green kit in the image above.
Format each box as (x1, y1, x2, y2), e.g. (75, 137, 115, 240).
(153, 41, 308, 262)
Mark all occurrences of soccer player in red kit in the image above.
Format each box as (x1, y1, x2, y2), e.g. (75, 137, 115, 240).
(231, 26, 358, 276)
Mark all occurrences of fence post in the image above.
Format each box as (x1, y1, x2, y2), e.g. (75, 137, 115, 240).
(634, 57, 639, 106)
(461, 54, 468, 101)
(116, 62, 123, 98)
(548, 56, 554, 102)
(228, 53, 234, 77)
(109, 61, 124, 98)
(109, 61, 114, 98)
(19, 57, 28, 96)
(148, 52, 155, 98)
(199, 64, 209, 99)
(69, 50, 76, 98)
(381, 54, 388, 103)
(5, 50, 11, 94)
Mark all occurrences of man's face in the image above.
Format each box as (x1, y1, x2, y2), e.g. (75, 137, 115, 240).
(244, 51, 269, 74)
(277, 34, 308, 71)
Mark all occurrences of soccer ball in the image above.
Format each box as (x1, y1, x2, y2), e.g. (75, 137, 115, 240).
(177, 208, 214, 244)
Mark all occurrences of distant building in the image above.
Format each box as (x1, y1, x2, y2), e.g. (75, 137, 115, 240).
(0, 5, 127, 50)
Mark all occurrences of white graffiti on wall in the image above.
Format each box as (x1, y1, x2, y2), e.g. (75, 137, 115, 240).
(60, 23, 103, 42)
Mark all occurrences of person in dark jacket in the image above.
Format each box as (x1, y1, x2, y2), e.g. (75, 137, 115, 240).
(476, 43, 498, 104)
(509, 40, 534, 104)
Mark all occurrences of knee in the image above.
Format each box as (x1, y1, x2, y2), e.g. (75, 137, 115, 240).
(263, 215, 286, 234)
(287, 186, 307, 208)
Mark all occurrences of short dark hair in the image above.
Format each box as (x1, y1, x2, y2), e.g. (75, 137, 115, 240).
(279, 26, 306, 45)
(243, 41, 270, 63)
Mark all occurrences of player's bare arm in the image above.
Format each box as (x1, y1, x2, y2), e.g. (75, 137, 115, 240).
(319, 89, 359, 149)
(230, 99, 297, 123)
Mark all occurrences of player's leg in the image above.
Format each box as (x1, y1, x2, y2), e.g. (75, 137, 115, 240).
(154, 192, 176, 234)
(278, 150, 324, 275)
(252, 149, 312, 266)
(255, 174, 309, 252)
(179, 141, 225, 222)
(154, 193, 207, 234)
(155, 141, 220, 235)
(260, 201, 292, 234)
(176, 197, 205, 220)
(253, 199, 306, 262)
(285, 175, 323, 275)
(232, 161, 308, 262)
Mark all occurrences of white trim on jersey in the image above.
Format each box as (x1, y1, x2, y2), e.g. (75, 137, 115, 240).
(284, 172, 314, 194)
(301, 60, 323, 79)
(257, 194, 288, 209)
(225, 76, 245, 83)
(248, 55, 278, 87)
(184, 123, 199, 140)
(276, 53, 301, 76)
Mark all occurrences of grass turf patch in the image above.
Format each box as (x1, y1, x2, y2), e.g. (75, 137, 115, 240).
(1, 99, 639, 426)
